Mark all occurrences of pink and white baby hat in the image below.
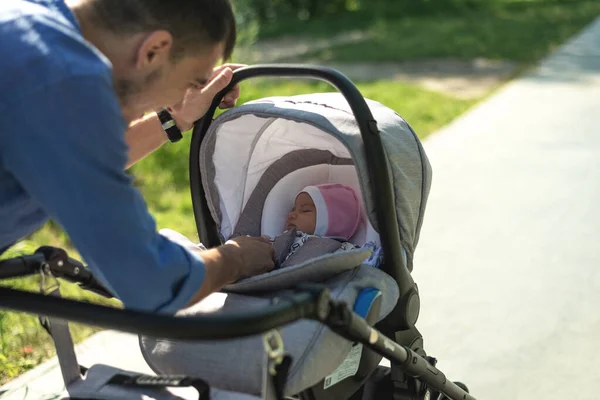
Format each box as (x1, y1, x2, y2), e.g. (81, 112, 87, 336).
(300, 183, 361, 240)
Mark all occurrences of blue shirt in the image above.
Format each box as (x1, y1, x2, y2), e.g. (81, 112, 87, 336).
(0, 0, 206, 313)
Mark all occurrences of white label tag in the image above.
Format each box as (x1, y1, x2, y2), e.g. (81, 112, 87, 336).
(323, 343, 363, 389)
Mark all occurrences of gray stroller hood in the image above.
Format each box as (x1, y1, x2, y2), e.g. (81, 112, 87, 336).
(199, 92, 432, 271)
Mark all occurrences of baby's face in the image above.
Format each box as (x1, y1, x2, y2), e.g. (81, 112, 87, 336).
(285, 192, 317, 234)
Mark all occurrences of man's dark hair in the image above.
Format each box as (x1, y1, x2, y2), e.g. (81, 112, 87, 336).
(88, 0, 236, 61)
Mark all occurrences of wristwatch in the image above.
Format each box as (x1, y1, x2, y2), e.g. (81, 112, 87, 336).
(157, 108, 183, 143)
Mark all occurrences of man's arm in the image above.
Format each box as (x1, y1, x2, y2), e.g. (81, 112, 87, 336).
(125, 113, 169, 169)
(1, 76, 234, 312)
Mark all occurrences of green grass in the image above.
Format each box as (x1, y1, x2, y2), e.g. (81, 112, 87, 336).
(254, 0, 600, 64)
(0, 78, 475, 384)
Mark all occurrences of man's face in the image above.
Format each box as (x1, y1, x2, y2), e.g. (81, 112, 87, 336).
(285, 192, 317, 234)
(115, 34, 224, 122)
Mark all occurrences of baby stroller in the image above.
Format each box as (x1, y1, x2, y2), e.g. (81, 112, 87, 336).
(0, 65, 473, 400)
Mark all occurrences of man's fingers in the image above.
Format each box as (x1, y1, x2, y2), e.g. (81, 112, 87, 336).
(260, 234, 273, 242)
(226, 84, 241, 102)
(221, 94, 235, 105)
(202, 67, 233, 98)
(219, 99, 235, 110)
(211, 64, 235, 79)
(256, 235, 271, 243)
(218, 84, 240, 109)
(216, 63, 247, 73)
(206, 65, 243, 109)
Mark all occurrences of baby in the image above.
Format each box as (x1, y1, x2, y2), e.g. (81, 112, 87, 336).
(271, 183, 361, 267)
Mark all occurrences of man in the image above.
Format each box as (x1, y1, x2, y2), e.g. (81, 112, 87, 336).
(0, 0, 275, 313)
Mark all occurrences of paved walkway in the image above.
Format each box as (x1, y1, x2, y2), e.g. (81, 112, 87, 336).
(2, 17, 600, 400)
(412, 17, 600, 400)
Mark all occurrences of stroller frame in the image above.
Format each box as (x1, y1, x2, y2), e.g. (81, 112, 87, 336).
(0, 65, 473, 400)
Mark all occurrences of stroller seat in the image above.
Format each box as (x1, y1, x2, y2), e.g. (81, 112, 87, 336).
(140, 92, 430, 398)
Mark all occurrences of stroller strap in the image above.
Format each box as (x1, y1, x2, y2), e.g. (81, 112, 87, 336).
(262, 330, 292, 400)
(40, 285, 82, 387)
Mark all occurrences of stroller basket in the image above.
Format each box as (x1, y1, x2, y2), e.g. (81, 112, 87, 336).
(0, 65, 474, 400)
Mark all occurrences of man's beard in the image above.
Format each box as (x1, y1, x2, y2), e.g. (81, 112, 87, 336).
(114, 69, 162, 121)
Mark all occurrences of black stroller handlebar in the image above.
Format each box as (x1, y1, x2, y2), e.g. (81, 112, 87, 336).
(193, 64, 419, 329)
(0, 247, 320, 340)
(0, 253, 46, 279)
(0, 285, 321, 340)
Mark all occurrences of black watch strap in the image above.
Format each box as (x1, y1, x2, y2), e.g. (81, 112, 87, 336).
(157, 109, 183, 143)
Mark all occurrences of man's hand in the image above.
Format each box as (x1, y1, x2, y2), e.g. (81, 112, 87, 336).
(223, 235, 276, 282)
(168, 63, 247, 132)
(186, 235, 275, 307)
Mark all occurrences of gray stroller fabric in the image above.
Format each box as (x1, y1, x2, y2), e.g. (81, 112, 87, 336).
(270, 228, 345, 268)
(140, 266, 399, 397)
(271, 228, 300, 266)
(279, 236, 344, 269)
(225, 246, 371, 294)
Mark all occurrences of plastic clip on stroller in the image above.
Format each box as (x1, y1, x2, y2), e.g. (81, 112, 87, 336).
(0, 65, 473, 400)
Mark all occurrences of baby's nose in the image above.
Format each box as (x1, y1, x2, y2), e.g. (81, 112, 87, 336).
(288, 211, 297, 220)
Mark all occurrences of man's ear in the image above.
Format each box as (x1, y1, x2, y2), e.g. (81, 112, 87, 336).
(135, 31, 173, 70)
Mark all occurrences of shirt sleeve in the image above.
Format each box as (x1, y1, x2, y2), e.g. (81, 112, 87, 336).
(1, 76, 205, 313)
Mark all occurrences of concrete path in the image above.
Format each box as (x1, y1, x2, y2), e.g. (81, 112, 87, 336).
(2, 17, 600, 400)
(411, 17, 600, 400)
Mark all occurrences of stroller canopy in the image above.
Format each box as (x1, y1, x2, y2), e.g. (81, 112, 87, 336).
(199, 93, 431, 270)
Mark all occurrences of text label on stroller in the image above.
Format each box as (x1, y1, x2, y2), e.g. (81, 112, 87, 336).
(323, 343, 363, 389)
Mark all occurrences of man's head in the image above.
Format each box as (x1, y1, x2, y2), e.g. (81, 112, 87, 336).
(69, 0, 236, 121)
